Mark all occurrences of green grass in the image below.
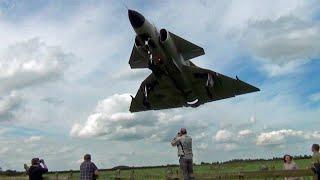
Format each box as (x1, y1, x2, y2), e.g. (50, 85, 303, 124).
(1, 158, 314, 179)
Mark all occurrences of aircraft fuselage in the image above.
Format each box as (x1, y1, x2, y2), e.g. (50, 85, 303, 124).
(128, 10, 198, 104)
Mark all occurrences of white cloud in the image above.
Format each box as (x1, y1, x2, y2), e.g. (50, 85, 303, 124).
(214, 130, 234, 143)
(309, 93, 320, 102)
(220, 0, 309, 31)
(249, 116, 256, 124)
(238, 129, 253, 137)
(213, 128, 320, 150)
(0, 128, 9, 135)
(216, 143, 239, 151)
(0, 91, 22, 121)
(24, 136, 42, 143)
(0, 147, 9, 155)
(194, 132, 207, 141)
(256, 129, 305, 146)
(197, 143, 208, 150)
(236, 115, 257, 129)
(0, 38, 71, 94)
(307, 131, 320, 139)
(76, 158, 83, 165)
(70, 113, 107, 138)
(70, 93, 207, 141)
(214, 128, 254, 150)
(110, 68, 149, 81)
(70, 93, 141, 138)
(241, 16, 320, 76)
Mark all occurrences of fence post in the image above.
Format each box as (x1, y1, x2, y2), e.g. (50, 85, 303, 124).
(115, 169, 121, 180)
(271, 165, 276, 180)
(165, 165, 180, 180)
(55, 172, 58, 180)
(130, 169, 134, 180)
(165, 165, 170, 180)
(238, 172, 244, 180)
(175, 169, 180, 180)
(166, 165, 173, 178)
(69, 170, 73, 180)
(314, 174, 318, 180)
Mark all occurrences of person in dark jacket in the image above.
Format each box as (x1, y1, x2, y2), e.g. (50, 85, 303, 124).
(28, 158, 48, 180)
(311, 144, 320, 180)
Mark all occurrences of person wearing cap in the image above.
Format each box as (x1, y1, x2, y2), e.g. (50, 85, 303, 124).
(171, 128, 193, 180)
(80, 154, 99, 180)
(28, 158, 48, 180)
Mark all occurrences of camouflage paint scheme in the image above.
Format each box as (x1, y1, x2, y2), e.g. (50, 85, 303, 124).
(128, 10, 259, 112)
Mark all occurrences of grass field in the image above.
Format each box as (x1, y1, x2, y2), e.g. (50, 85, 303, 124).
(0, 158, 315, 179)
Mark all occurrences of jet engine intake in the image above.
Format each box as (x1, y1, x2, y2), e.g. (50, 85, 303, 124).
(160, 29, 168, 42)
(159, 28, 177, 57)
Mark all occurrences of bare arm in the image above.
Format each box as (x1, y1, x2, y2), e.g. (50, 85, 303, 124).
(41, 161, 48, 173)
(93, 163, 99, 176)
(171, 136, 180, 146)
(94, 169, 99, 176)
(24, 164, 29, 175)
(42, 162, 48, 170)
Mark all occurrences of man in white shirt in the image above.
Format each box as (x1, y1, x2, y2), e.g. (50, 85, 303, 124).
(171, 128, 193, 180)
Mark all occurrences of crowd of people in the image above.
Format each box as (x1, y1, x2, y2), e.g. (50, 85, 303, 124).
(23, 128, 320, 180)
(170, 129, 320, 180)
(24, 154, 99, 180)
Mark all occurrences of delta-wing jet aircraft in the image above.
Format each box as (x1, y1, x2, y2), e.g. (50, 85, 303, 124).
(128, 9, 259, 112)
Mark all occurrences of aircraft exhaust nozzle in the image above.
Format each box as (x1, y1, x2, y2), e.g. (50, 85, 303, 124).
(128, 9, 145, 28)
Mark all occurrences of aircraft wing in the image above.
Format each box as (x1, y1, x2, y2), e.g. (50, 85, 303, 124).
(184, 64, 260, 104)
(169, 32, 205, 60)
(129, 73, 186, 112)
(129, 45, 149, 69)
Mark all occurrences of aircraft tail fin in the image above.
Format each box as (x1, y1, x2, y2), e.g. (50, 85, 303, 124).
(169, 32, 205, 60)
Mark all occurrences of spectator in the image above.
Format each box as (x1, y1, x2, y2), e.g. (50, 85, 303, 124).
(28, 158, 48, 180)
(80, 154, 99, 180)
(283, 154, 300, 180)
(311, 144, 320, 180)
(171, 128, 193, 180)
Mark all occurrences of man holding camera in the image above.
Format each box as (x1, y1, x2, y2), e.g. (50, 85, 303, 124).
(28, 158, 48, 180)
(171, 128, 194, 180)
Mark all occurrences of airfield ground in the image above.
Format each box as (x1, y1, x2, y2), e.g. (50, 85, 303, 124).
(1, 158, 316, 179)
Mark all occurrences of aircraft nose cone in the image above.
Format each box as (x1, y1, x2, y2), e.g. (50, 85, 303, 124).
(128, 9, 145, 28)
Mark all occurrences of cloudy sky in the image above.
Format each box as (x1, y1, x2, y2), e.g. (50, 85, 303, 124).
(0, 0, 320, 171)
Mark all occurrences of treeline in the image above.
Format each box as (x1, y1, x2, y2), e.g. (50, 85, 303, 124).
(0, 169, 24, 176)
(49, 164, 180, 174)
(200, 155, 312, 165)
